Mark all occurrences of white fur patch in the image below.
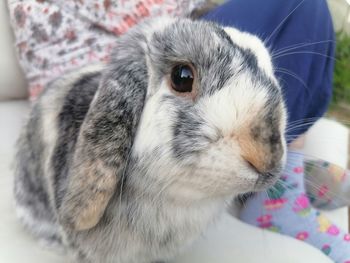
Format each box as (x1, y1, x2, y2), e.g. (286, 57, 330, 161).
(133, 79, 176, 156)
(197, 74, 269, 137)
(224, 27, 275, 77)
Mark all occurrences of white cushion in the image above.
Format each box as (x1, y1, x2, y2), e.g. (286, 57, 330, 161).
(0, 3, 27, 100)
(172, 213, 332, 263)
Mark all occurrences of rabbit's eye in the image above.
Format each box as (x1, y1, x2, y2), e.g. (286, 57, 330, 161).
(170, 65, 194, 93)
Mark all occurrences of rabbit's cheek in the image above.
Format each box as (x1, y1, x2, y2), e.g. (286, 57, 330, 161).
(181, 139, 259, 196)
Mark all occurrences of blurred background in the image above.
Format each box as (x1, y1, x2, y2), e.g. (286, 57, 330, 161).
(326, 0, 350, 123)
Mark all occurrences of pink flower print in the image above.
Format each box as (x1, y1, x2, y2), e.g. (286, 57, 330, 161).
(327, 225, 340, 236)
(321, 244, 331, 255)
(293, 166, 303, 174)
(123, 15, 137, 27)
(88, 50, 99, 62)
(344, 234, 350, 242)
(257, 214, 273, 228)
(108, 11, 119, 20)
(293, 194, 311, 216)
(317, 185, 329, 198)
(264, 198, 288, 210)
(296, 231, 309, 241)
(294, 194, 309, 209)
(257, 214, 272, 224)
(100, 55, 110, 63)
(136, 2, 150, 17)
(70, 58, 78, 66)
(256, 214, 280, 232)
(112, 25, 128, 35)
(18, 41, 28, 56)
(29, 84, 44, 99)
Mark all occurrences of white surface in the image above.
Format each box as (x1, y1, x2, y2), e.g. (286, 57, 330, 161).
(0, 3, 27, 100)
(172, 213, 332, 263)
(0, 101, 347, 263)
(0, 101, 63, 262)
(304, 118, 349, 167)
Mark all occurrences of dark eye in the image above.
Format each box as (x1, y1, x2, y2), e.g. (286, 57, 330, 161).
(170, 65, 194, 93)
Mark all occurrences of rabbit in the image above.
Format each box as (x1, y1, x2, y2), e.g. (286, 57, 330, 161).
(14, 17, 287, 263)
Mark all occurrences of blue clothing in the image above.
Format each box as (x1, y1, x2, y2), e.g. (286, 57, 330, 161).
(202, 0, 335, 140)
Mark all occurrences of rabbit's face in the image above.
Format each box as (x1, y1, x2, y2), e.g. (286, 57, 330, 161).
(132, 19, 286, 201)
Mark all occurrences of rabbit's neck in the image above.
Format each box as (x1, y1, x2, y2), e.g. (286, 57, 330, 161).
(119, 182, 230, 254)
(91, 193, 228, 263)
(103, 165, 234, 261)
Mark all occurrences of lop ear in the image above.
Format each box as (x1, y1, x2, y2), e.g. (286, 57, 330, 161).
(58, 33, 148, 231)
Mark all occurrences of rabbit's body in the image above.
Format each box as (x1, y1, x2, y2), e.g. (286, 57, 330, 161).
(14, 18, 287, 263)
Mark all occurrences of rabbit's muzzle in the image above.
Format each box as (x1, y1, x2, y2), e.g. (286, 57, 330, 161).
(236, 109, 285, 188)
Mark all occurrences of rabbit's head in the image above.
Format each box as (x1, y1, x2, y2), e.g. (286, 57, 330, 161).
(127, 18, 287, 201)
(60, 18, 286, 230)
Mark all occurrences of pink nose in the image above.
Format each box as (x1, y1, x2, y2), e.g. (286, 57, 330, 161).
(237, 132, 282, 174)
(240, 140, 270, 173)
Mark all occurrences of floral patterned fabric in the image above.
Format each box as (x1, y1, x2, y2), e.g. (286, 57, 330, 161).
(7, 0, 205, 99)
(240, 151, 350, 263)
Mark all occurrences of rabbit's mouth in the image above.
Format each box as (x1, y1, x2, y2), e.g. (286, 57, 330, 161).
(252, 167, 284, 192)
(242, 156, 284, 192)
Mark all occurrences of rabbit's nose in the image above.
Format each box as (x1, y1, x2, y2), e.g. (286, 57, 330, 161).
(238, 130, 284, 174)
(241, 147, 272, 174)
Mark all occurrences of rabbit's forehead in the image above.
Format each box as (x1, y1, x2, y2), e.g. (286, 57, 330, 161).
(149, 20, 277, 94)
(223, 27, 274, 76)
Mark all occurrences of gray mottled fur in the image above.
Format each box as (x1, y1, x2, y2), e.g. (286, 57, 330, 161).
(14, 18, 286, 263)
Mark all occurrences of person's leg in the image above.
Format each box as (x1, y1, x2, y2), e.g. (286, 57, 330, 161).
(239, 139, 350, 263)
